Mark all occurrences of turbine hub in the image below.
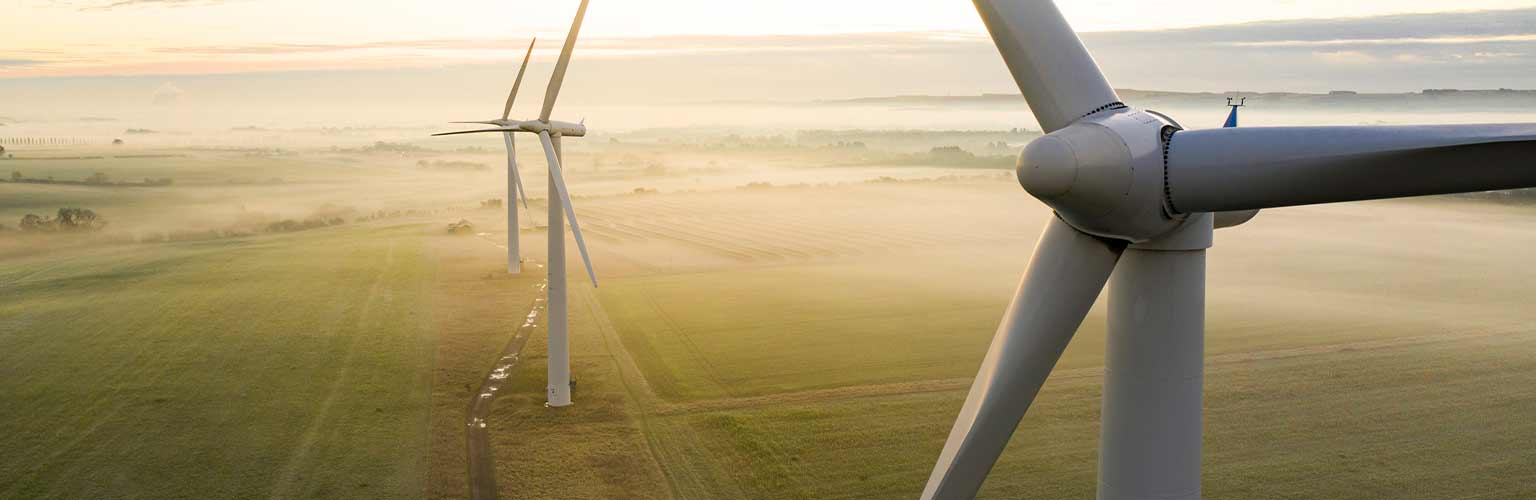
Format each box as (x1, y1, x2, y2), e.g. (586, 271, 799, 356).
(1017, 136, 1077, 198)
(1017, 109, 1187, 243)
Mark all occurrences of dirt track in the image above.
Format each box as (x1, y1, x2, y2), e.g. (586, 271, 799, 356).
(465, 266, 547, 500)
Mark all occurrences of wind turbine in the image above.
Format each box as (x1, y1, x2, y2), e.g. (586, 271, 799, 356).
(447, 37, 538, 274)
(923, 2, 1536, 499)
(435, 0, 596, 407)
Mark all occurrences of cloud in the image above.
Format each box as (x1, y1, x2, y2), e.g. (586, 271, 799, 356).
(1067, 8, 1536, 92)
(1085, 7, 1536, 45)
(60, 0, 242, 11)
(152, 32, 985, 59)
(91, 7, 1536, 72)
(7, 6, 1536, 98)
(1314, 50, 1379, 64)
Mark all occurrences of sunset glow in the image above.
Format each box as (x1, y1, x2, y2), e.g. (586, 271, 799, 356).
(6, 0, 1536, 78)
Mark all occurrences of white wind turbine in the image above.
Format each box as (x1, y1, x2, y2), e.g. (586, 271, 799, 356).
(436, 0, 596, 407)
(448, 37, 538, 274)
(923, 1, 1536, 499)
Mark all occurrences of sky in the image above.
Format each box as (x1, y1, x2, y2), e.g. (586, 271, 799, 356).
(7, 0, 1536, 78)
(6, 1, 1536, 131)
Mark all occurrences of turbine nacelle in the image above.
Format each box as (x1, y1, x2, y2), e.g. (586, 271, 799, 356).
(1018, 107, 1184, 243)
(526, 119, 587, 137)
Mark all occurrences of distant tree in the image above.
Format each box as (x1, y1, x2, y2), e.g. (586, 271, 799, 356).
(19, 213, 52, 232)
(10, 171, 19, 181)
(54, 208, 102, 231)
(84, 172, 110, 185)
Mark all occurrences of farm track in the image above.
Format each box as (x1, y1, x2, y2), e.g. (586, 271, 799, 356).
(466, 275, 547, 500)
(453, 232, 550, 500)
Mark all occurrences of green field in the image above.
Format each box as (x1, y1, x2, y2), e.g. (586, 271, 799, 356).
(7, 144, 1536, 499)
(0, 224, 443, 498)
(570, 188, 1536, 499)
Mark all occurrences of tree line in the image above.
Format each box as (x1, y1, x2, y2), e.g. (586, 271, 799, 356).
(8, 171, 173, 186)
(2, 208, 107, 233)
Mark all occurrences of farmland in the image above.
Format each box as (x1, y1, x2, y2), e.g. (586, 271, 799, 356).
(0, 223, 438, 499)
(570, 185, 1536, 498)
(4, 133, 1536, 499)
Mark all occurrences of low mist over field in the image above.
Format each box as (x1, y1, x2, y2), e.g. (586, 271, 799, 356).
(7, 1, 1536, 499)
(6, 96, 1536, 498)
(5, 84, 1536, 249)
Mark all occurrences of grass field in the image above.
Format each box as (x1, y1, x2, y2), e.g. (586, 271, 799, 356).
(7, 141, 1536, 500)
(572, 185, 1536, 499)
(0, 224, 442, 499)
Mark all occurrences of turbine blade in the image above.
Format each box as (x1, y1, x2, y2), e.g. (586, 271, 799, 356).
(433, 128, 517, 137)
(922, 217, 1124, 500)
(973, 0, 1120, 133)
(503, 132, 529, 209)
(1214, 102, 1262, 227)
(503, 37, 537, 120)
(450, 121, 506, 125)
(540, 0, 590, 123)
(1167, 123, 1536, 212)
(538, 131, 598, 287)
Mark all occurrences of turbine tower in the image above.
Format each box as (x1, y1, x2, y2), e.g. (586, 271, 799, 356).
(923, 2, 1536, 499)
(447, 37, 538, 274)
(436, 0, 597, 408)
